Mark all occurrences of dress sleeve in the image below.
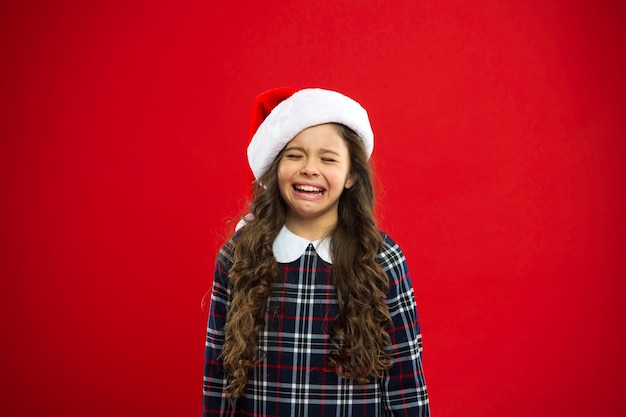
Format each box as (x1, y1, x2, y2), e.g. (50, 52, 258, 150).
(202, 243, 237, 416)
(378, 236, 430, 417)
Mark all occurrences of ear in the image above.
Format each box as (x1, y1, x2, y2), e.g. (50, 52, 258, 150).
(344, 172, 356, 189)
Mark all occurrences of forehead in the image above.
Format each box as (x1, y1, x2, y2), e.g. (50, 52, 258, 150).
(287, 124, 348, 152)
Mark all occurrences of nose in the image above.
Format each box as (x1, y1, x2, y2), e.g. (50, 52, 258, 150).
(301, 158, 319, 176)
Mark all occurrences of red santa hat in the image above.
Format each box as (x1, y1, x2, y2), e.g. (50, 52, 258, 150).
(247, 87, 375, 179)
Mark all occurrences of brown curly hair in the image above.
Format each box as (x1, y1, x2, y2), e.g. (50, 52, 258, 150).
(220, 123, 393, 400)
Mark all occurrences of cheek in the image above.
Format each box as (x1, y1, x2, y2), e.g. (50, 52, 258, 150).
(277, 159, 302, 180)
(276, 164, 288, 184)
(276, 163, 294, 190)
(333, 168, 353, 188)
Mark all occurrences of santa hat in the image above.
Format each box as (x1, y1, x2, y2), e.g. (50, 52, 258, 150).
(247, 87, 374, 179)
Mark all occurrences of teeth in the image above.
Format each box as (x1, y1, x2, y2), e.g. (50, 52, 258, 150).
(295, 185, 324, 193)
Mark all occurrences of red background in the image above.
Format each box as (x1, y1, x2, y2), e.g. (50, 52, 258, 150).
(2, 1, 625, 416)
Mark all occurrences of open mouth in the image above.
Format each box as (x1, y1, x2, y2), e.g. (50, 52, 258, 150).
(293, 184, 325, 195)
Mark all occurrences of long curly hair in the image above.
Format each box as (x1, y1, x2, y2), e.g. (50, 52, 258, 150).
(220, 123, 393, 400)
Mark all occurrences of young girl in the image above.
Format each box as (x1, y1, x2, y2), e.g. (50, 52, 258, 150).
(203, 88, 430, 416)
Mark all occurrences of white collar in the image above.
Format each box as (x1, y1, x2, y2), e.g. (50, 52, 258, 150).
(272, 225, 332, 264)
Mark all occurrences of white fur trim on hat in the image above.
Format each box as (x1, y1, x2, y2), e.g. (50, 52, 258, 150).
(247, 88, 374, 179)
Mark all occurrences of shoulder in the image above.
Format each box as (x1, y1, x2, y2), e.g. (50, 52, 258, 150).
(216, 230, 242, 270)
(376, 232, 417, 304)
(375, 231, 407, 272)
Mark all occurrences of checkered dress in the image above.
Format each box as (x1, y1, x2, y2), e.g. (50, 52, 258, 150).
(203, 233, 430, 416)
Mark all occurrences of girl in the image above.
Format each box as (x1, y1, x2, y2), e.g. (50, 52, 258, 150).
(203, 88, 430, 416)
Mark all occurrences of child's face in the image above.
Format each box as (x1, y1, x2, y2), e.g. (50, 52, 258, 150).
(277, 123, 355, 231)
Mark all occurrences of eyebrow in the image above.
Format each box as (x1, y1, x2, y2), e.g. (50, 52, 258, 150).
(320, 148, 341, 156)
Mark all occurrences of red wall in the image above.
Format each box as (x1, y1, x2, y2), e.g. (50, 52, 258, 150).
(2, 1, 625, 416)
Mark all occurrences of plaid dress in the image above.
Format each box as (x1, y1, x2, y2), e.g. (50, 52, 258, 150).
(203, 230, 430, 416)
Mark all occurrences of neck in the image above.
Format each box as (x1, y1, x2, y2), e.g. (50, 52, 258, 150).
(284, 216, 336, 241)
